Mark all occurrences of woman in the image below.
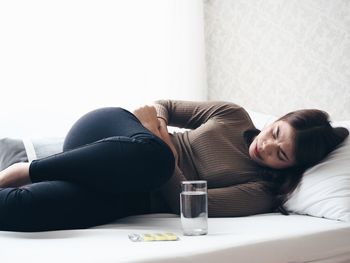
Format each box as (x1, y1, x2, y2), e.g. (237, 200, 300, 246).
(0, 100, 348, 231)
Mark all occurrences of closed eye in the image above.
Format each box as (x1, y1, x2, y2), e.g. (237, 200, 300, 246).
(275, 126, 288, 162)
(278, 150, 285, 161)
(273, 127, 277, 139)
(280, 149, 288, 161)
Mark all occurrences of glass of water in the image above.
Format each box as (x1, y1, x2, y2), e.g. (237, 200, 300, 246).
(180, 180, 208, 236)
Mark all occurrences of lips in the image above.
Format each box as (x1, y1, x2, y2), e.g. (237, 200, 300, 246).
(254, 143, 261, 160)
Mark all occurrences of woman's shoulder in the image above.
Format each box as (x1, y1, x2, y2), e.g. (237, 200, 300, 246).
(208, 100, 243, 110)
(210, 101, 253, 124)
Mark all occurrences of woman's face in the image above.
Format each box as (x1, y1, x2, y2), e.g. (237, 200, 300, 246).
(249, 120, 296, 169)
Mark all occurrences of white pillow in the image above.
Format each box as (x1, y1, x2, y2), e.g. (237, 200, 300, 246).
(284, 121, 350, 221)
(246, 109, 277, 130)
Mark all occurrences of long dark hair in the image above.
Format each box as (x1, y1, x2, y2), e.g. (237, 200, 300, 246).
(260, 109, 349, 205)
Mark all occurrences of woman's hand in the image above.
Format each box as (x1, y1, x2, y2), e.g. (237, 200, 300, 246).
(157, 117, 178, 162)
(133, 105, 178, 163)
(133, 105, 162, 137)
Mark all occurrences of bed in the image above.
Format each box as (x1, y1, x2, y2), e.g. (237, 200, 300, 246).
(1, 110, 350, 263)
(0, 213, 349, 263)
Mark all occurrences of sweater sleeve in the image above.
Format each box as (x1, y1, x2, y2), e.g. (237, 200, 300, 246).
(153, 100, 243, 129)
(160, 167, 276, 217)
(207, 182, 276, 217)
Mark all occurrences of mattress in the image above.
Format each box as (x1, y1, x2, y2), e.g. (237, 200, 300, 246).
(1, 213, 349, 263)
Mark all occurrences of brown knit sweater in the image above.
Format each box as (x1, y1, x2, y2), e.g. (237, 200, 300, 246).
(152, 100, 277, 217)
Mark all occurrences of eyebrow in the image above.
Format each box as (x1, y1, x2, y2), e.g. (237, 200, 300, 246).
(277, 126, 289, 161)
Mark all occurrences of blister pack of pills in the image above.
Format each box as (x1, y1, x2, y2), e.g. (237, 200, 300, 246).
(128, 232, 179, 242)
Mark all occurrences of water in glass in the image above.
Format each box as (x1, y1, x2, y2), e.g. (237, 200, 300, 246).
(180, 181, 208, 236)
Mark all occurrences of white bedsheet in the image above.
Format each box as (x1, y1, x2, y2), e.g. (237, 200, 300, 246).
(1, 213, 350, 263)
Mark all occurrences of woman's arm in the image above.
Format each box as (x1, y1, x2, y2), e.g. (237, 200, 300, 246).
(153, 100, 243, 129)
(157, 117, 178, 161)
(161, 176, 276, 217)
(207, 182, 276, 217)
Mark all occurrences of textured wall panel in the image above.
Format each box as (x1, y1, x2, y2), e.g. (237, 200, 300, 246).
(204, 0, 350, 120)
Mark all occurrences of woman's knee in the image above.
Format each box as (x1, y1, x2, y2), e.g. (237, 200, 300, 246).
(0, 182, 121, 232)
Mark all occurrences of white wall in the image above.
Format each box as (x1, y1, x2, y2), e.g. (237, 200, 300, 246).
(0, 0, 207, 137)
(204, 0, 350, 121)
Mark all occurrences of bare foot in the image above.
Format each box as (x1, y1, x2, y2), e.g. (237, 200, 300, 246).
(0, 162, 31, 188)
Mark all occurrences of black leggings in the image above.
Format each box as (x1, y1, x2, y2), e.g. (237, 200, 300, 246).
(0, 107, 175, 232)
